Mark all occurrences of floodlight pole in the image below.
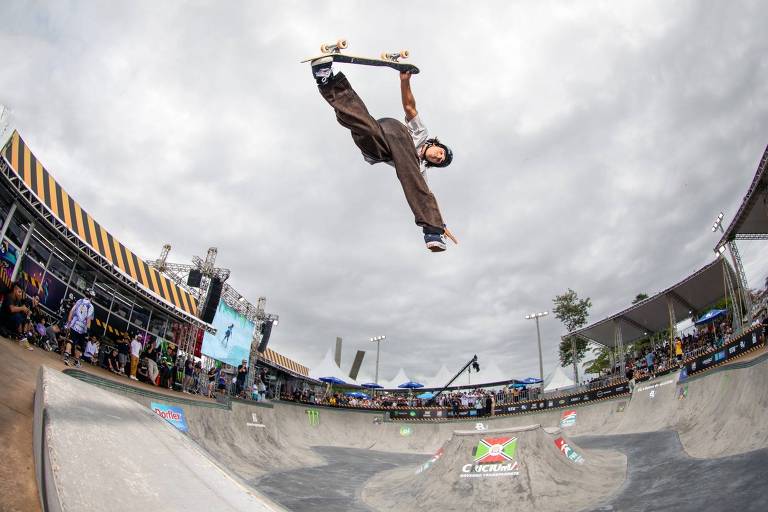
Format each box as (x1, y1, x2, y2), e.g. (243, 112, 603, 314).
(526, 312, 548, 385)
(370, 336, 386, 385)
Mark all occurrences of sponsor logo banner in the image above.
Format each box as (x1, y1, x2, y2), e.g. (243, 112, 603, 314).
(400, 426, 413, 437)
(684, 328, 764, 376)
(416, 448, 444, 474)
(306, 409, 320, 426)
(555, 437, 585, 464)
(389, 383, 631, 420)
(560, 410, 577, 427)
(151, 402, 188, 432)
(460, 437, 520, 478)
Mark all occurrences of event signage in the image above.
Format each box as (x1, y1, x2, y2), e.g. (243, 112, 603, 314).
(460, 437, 520, 478)
(684, 329, 763, 376)
(389, 383, 630, 420)
(554, 437, 585, 464)
(200, 300, 256, 367)
(416, 448, 444, 474)
(560, 410, 577, 428)
(306, 409, 320, 426)
(150, 402, 188, 432)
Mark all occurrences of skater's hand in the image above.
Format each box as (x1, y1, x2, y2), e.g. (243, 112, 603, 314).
(444, 227, 459, 245)
(400, 71, 412, 81)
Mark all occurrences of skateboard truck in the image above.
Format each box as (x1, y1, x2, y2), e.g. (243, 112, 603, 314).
(320, 39, 348, 54)
(380, 50, 410, 62)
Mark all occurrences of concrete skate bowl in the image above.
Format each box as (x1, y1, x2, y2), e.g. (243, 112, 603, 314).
(35, 351, 768, 511)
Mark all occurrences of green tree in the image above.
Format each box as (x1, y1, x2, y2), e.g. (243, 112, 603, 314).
(632, 293, 649, 304)
(583, 345, 611, 375)
(553, 289, 592, 383)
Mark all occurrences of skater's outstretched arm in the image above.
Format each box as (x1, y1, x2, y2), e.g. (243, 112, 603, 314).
(400, 72, 418, 121)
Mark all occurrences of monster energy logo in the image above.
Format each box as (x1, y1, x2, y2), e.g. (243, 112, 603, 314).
(306, 409, 320, 426)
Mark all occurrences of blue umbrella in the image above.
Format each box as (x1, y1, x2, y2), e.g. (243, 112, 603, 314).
(319, 376, 347, 385)
(398, 381, 424, 389)
(416, 392, 434, 399)
(522, 377, 543, 384)
(345, 391, 370, 399)
(508, 383, 527, 389)
(694, 309, 727, 326)
(361, 382, 384, 389)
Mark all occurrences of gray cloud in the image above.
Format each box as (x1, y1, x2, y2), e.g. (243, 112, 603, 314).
(1, 0, 767, 383)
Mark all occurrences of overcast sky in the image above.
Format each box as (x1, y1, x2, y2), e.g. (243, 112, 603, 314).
(2, 1, 767, 384)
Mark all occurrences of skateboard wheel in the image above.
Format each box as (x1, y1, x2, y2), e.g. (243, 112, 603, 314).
(381, 52, 389, 60)
(400, 50, 409, 59)
(337, 39, 348, 49)
(321, 43, 331, 53)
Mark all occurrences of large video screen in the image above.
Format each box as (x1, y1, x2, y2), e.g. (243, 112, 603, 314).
(201, 300, 255, 366)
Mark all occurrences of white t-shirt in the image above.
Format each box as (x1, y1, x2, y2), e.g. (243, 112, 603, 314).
(364, 114, 430, 181)
(84, 340, 98, 358)
(130, 339, 142, 358)
(68, 298, 94, 335)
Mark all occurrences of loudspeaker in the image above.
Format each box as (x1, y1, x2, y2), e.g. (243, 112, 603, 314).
(257, 319, 273, 353)
(187, 269, 203, 287)
(200, 276, 223, 323)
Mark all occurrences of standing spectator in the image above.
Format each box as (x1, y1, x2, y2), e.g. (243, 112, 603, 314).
(236, 359, 248, 397)
(485, 394, 493, 417)
(645, 350, 655, 377)
(143, 341, 159, 386)
(116, 336, 130, 375)
(129, 335, 142, 381)
(207, 366, 219, 398)
(1, 283, 34, 350)
(257, 377, 267, 401)
(65, 289, 96, 368)
(183, 358, 195, 393)
(674, 337, 684, 366)
(159, 357, 172, 389)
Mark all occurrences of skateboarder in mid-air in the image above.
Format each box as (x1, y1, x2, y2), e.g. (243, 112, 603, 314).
(311, 57, 456, 252)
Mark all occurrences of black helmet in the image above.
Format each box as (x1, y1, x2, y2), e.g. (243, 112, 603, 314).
(422, 138, 453, 168)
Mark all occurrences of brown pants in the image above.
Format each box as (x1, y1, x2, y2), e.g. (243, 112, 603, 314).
(319, 72, 444, 233)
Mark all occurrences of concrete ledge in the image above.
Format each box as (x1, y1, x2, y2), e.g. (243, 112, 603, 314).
(454, 423, 541, 435)
(33, 366, 285, 512)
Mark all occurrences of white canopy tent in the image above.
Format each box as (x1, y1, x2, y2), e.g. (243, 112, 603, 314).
(380, 368, 412, 389)
(422, 364, 453, 388)
(309, 346, 358, 385)
(543, 366, 576, 392)
(473, 359, 509, 385)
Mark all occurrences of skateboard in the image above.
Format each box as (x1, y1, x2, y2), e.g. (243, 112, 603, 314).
(302, 39, 420, 74)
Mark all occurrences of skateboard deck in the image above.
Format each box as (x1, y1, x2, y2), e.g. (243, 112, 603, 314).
(302, 39, 420, 74)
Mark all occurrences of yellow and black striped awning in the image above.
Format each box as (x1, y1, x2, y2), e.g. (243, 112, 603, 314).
(2, 131, 198, 316)
(261, 347, 309, 377)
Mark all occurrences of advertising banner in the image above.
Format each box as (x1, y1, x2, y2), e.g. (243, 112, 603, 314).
(683, 328, 764, 377)
(200, 300, 255, 366)
(560, 410, 577, 427)
(389, 383, 630, 420)
(150, 402, 188, 432)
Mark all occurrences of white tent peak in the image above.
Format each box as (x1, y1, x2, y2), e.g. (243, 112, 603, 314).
(310, 346, 358, 385)
(543, 365, 576, 392)
(381, 368, 412, 389)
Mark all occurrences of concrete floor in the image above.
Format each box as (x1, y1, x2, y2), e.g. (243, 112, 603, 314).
(254, 447, 425, 512)
(577, 431, 768, 512)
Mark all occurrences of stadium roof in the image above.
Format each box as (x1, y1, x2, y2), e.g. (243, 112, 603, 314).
(565, 258, 733, 348)
(716, 143, 768, 248)
(1, 131, 201, 321)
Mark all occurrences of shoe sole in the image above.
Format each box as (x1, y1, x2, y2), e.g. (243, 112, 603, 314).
(426, 242, 446, 252)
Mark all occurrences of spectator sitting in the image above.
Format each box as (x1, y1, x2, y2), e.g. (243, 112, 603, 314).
(43, 323, 61, 352)
(83, 336, 99, 364)
(106, 348, 121, 374)
(1, 283, 34, 350)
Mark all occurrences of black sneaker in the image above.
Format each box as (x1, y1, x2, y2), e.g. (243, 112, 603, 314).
(311, 57, 334, 85)
(424, 233, 447, 252)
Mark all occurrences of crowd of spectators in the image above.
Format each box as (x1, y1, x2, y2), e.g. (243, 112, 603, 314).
(0, 280, 272, 402)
